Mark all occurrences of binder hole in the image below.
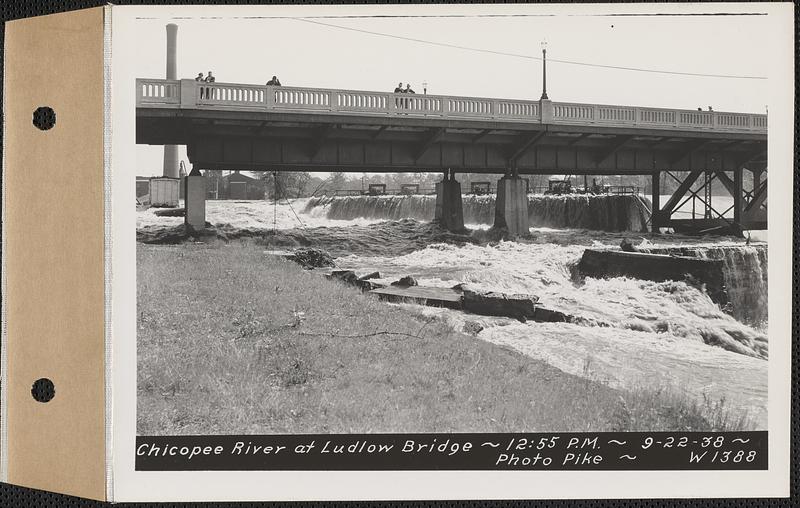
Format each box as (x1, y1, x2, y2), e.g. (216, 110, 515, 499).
(32, 107, 56, 130)
(31, 378, 55, 403)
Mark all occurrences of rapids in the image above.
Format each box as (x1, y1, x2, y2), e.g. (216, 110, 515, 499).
(137, 199, 769, 427)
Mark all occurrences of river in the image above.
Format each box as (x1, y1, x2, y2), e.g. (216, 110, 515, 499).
(137, 195, 769, 428)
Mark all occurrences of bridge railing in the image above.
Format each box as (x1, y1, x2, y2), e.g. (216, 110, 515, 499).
(137, 80, 181, 105)
(552, 102, 766, 132)
(266, 84, 542, 119)
(136, 78, 766, 133)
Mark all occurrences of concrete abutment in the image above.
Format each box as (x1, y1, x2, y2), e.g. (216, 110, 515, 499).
(493, 175, 529, 237)
(434, 171, 464, 232)
(184, 169, 206, 230)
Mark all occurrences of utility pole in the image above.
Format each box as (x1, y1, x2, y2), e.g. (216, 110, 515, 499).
(540, 40, 549, 100)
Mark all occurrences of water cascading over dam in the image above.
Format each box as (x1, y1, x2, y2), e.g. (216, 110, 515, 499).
(641, 244, 768, 327)
(304, 194, 652, 232)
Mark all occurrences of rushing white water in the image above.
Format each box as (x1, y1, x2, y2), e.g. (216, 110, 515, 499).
(639, 245, 768, 326)
(137, 199, 769, 427)
(137, 198, 383, 230)
(304, 194, 651, 231)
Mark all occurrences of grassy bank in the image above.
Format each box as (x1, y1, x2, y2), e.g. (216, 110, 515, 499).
(137, 242, 751, 434)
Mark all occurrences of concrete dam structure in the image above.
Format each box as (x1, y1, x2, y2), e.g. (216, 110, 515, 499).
(304, 194, 652, 232)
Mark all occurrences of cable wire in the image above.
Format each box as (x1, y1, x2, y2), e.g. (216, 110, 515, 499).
(282, 195, 307, 229)
(292, 18, 766, 80)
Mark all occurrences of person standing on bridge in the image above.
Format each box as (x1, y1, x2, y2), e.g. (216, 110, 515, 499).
(204, 71, 216, 100)
(196, 72, 205, 98)
(267, 75, 282, 86)
(394, 82, 403, 109)
(404, 83, 415, 109)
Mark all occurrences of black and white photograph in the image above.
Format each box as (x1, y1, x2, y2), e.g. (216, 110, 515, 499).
(0, 1, 794, 503)
(112, 2, 791, 500)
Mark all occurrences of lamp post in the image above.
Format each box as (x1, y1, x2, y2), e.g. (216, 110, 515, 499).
(540, 40, 549, 100)
(422, 81, 428, 95)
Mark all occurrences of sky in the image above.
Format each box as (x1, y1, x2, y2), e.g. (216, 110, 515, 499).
(123, 3, 781, 177)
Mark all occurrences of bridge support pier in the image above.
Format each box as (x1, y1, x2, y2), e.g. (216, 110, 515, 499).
(650, 171, 663, 232)
(184, 168, 206, 231)
(494, 175, 529, 237)
(434, 170, 464, 232)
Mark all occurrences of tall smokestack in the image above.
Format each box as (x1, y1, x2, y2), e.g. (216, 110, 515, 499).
(163, 23, 180, 178)
(165, 23, 178, 80)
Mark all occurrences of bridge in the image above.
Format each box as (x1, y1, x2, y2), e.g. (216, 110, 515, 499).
(136, 78, 768, 235)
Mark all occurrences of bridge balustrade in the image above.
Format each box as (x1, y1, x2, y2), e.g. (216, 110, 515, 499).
(678, 111, 714, 127)
(136, 78, 767, 134)
(598, 106, 636, 122)
(554, 103, 594, 121)
(198, 83, 266, 106)
(497, 101, 540, 119)
(639, 109, 676, 125)
(716, 113, 754, 128)
(138, 80, 180, 104)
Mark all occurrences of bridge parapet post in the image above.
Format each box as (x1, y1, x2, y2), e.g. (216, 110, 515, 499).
(179, 79, 197, 108)
(265, 85, 276, 108)
(327, 90, 337, 112)
(540, 98, 554, 123)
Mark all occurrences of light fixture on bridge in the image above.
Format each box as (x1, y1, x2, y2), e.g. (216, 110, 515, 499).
(423, 81, 428, 95)
(540, 40, 549, 100)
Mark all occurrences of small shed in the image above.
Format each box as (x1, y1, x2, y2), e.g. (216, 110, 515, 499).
(149, 177, 180, 207)
(223, 171, 265, 200)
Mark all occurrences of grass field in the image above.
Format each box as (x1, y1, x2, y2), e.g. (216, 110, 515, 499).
(137, 242, 752, 435)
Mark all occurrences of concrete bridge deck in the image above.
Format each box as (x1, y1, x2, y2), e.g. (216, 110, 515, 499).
(136, 79, 767, 235)
(137, 79, 766, 135)
(137, 79, 766, 176)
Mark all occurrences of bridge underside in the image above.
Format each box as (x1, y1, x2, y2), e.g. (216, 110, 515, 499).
(137, 108, 767, 234)
(138, 109, 765, 174)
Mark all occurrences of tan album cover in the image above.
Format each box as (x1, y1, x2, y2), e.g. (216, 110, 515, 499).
(1, 2, 795, 503)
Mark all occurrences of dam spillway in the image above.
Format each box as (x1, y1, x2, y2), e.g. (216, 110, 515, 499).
(304, 194, 652, 232)
(640, 244, 768, 327)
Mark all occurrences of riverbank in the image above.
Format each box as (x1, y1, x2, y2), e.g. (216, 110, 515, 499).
(137, 242, 754, 435)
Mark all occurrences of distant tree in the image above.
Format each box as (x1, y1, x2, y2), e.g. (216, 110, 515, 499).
(262, 171, 312, 200)
(293, 172, 311, 196)
(203, 170, 226, 199)
(330, 172, 347, 190)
